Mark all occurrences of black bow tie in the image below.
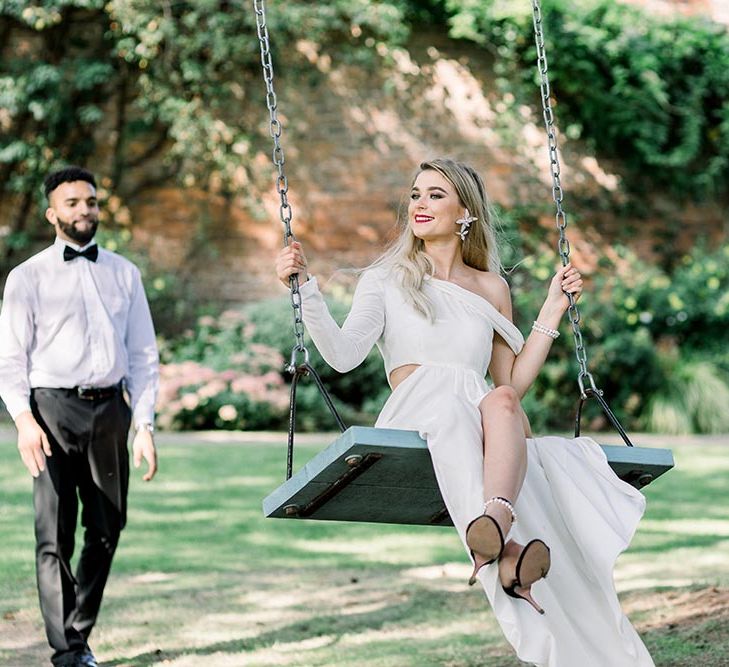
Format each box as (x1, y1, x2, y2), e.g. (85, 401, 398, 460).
(63, 244, 98, 263)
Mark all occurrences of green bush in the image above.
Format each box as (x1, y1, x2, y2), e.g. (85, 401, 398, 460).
(243, 294, 388, 429)
(157, 310, 289, 431)
(440, 0, 729, 197)
(645, 358, 729, 434)
(610, 244, 729, 352)
(157, 239, 729, 435)
(157, 292, 389, 432)
(512, 241, 729, 434)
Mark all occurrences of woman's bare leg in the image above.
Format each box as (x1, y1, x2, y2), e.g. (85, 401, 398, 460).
(478, 386, 550, 608)
(478, 385, 528, 536)
(464, 385, 530, 583)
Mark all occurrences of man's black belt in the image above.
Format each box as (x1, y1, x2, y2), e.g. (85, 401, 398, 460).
(75, 384, 122, 401)
(33, 383, 123, 401)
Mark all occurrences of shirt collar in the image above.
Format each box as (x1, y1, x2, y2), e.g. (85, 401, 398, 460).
(54, 236, 99, 254)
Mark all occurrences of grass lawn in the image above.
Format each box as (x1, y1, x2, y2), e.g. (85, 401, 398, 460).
(1, 431, 728, 666)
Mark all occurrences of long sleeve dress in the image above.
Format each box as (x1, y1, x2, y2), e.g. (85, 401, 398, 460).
(298, 265, 654, 667)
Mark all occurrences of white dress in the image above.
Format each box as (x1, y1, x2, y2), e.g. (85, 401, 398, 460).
(298, 266, 654, 667)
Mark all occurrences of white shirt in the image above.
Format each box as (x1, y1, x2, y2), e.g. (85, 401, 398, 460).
(0, 237, 159, 427)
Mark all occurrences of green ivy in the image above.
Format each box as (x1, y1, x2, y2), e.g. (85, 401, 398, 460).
(511, 239, 729, 434)
(0, 0, 413, 268)
(439, 0, 729, 198)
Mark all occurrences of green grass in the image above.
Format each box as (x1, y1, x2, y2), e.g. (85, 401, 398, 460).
(1, 433, 728, 666)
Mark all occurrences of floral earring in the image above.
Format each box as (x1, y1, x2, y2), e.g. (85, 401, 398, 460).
(455, 209, 478, 241)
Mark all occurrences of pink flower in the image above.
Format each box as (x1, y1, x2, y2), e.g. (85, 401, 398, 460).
(198, 379, 227, 399)
(218, 404, 238, 421)
(181, 393, 200, 410)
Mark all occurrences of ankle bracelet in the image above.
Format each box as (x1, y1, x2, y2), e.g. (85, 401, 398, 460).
(484, 496, 517, 524)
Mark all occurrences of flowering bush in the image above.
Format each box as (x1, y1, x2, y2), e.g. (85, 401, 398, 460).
(155, 241, 729, 435)
(156, 296, 386, 431)
(157, 310, 289, 430)
(512, 241, 729, 434)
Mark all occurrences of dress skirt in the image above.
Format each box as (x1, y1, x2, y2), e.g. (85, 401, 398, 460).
(375, 364, 654, 667)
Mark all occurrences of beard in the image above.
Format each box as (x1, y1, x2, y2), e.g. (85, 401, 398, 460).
(56, 215, 99, 245)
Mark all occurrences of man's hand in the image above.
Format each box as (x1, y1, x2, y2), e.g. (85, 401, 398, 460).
(132, 428, 157, 481)
(15, 411, 52, 478)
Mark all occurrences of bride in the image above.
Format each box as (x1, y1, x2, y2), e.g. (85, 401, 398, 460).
(274, 157, 653, 666)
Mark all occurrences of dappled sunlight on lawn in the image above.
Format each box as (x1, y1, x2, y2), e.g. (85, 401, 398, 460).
(615, 538, 729, 591)
(4, 437, 729, 666)
(132, 508, 222, 523)
(286, 532, 457, 564)
(126, 571, 176, 584)
(639, 518, 729, 537)
(402, 562, 472, 588)
(103, 565, 511, 666)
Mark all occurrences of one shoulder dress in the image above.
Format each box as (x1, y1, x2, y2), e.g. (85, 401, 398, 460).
(298, 266, 654, 667)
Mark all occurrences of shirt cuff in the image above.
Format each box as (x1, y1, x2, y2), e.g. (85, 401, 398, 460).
(4, 396, 32, 422)
(132, 407, 155, 431)
(297, 275, 319, 299)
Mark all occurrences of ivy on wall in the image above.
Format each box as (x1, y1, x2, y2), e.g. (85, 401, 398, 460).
(440, 0, 729, 197)
(0, 0, 412, 266)
(0, 0, 726, 269)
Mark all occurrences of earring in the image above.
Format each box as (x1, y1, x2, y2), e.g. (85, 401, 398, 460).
(455, 209, 478, 241)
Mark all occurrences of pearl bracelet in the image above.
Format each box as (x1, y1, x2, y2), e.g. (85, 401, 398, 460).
(484, 496, 517, 524)
(532, 321, 560, 339)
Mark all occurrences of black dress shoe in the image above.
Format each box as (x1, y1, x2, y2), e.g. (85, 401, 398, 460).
(51, 652, 82, 667)
(75, 649, 99, 667)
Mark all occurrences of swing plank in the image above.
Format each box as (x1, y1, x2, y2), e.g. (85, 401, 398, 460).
(262, 426, 674, 526)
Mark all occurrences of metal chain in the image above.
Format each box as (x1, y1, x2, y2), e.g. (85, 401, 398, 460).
(531, 0, 598, 398)
(253, 0, 309, 372)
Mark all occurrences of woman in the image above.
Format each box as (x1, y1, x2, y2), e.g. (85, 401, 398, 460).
(275, 158, 653, 666)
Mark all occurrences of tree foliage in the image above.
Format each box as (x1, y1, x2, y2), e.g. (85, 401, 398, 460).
(0, 0, 412, 263)
(440, 0, 729, 197)
(0, 0, 727, 276)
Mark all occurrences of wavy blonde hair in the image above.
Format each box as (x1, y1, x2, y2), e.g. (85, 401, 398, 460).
(369, 157, 502, 319)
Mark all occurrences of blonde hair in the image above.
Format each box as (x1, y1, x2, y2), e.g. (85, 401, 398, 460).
(369, 157, 502, 319)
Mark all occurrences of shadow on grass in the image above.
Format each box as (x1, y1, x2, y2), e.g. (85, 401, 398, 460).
(638, 591, 729, 667)
(103, 587, 514, 667)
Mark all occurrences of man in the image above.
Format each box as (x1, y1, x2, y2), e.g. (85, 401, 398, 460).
(0, 166, 159, 667)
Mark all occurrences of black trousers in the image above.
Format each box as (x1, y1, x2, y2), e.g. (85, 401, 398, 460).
(30, 387, 131, 665)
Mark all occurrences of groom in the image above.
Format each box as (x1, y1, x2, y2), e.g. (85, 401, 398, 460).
(0, 166, 159, 666)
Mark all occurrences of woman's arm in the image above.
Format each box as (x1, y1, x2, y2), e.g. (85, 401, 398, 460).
(489, 264, 582, 397)
(275, 242, 385, 373)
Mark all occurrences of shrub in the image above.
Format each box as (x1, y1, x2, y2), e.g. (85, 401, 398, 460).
(157, 240, 729, 435)
(157, 310, 289, 430)
(645, 358, 729, 434)
(440, 0, 729, 197)
(512, 241, 729, 434)
(158, 294, 389, 432)
(243, 293, 389, 428)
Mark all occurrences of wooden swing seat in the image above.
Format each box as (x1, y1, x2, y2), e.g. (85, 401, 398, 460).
(262, 426, 674, 526)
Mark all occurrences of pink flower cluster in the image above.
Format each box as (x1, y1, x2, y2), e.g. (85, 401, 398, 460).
(156, 359, 289, 430)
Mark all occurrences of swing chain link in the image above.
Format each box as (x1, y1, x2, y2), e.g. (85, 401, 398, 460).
(253, 0, 308, 372)
(531, 0, 598, 399)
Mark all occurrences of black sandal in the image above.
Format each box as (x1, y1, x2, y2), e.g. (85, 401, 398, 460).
(500, 539, 551, 614)
(465, 496, 515, 586)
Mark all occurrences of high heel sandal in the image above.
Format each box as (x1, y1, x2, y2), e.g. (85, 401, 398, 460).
(500, 539, 551, 615)
(465, 496, 515, 586)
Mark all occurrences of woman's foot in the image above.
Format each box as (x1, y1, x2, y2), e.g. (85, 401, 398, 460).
(465, 497, 515, 586)
(498, 539, 551, 614)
